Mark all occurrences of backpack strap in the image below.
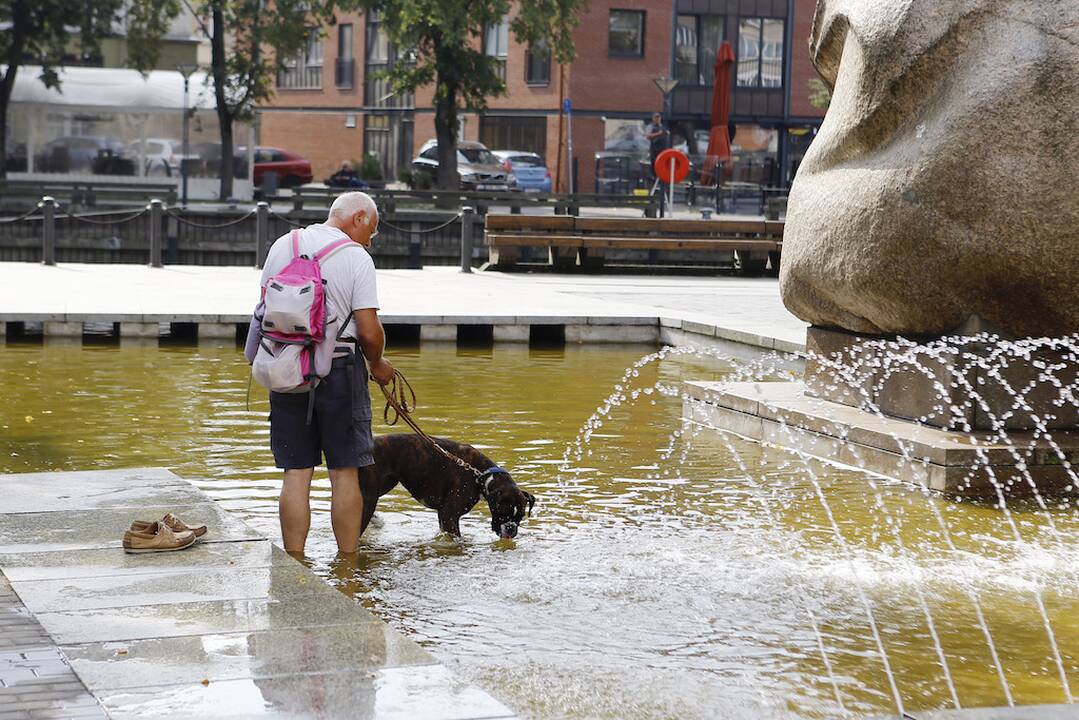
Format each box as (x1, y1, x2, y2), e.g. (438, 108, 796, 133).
(290, 229, 302, 258)
(313, 237, 354, 264)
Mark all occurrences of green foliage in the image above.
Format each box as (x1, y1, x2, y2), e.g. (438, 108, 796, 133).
(0, 0, 124, 175)
(809, 77, 832, 111)
(360, 152, 384, 180)
(128, 0, 337, 123)
(402, 168, 433, 190)
(128, 0, 345, 195)
(357, 0, 589, 187)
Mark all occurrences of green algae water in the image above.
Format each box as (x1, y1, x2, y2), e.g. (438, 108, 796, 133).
(3, 339, 1079, 718)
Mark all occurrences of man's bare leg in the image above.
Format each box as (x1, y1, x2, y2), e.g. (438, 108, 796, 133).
(280, 468, 314, 554)
(328, 467, 363, 553)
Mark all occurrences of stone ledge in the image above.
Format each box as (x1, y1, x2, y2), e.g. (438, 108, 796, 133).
(684, 381, 1079, 498)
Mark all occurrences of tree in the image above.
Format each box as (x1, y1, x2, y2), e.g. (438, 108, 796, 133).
(357, 0, 588, 189)
(808, 77, 831, 111)
(0, 0, 123, 178)
(130, 0, 340, 199)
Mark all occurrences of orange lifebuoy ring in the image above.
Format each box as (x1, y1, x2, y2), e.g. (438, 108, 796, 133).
(654, 149, 690, 184)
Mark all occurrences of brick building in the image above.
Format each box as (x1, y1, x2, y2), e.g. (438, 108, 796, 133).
(259, 0, 825, 192)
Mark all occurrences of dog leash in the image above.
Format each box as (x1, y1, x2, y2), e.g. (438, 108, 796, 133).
(378, 369, 487, 481)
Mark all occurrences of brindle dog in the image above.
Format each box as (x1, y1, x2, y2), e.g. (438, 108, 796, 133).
(362, 434, 536, 539)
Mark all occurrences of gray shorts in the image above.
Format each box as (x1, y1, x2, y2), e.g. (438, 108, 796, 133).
(269, 351, 374, 470)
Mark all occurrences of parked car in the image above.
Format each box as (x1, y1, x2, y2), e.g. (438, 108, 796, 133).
(126, 138, 198, 177)
(412, 140, 516, 191)
(252, 147, 313, 187)
(36, 136, 125, 173)
(492, 150, 551, 193)
(192, 142, 249, 179)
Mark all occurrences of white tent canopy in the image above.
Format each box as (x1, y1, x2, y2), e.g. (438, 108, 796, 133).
(4, 65, 255, 200)
(8, 65, 218, 113)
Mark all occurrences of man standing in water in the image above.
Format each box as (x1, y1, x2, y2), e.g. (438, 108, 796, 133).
(260, 192, 394, 555)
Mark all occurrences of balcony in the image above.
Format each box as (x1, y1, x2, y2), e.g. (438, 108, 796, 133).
(335, 58, 355, 89)
(276, 65, 322, 90)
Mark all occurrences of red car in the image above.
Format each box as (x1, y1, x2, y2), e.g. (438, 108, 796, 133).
(252, 146, 313, 187)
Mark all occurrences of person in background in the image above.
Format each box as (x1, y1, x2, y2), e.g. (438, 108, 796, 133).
(645, 112, 671, 176)
(326, 160, 368, 189)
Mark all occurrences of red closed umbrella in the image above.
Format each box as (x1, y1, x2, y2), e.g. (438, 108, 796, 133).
(702, 41, 735, 186)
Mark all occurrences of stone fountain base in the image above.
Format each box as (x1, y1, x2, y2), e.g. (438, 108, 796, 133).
(683, 327, 1079, 498)
(683, 381, 1079, 499)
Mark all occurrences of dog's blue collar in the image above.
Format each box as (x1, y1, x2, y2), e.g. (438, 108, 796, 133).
(477, 465, 506, 480)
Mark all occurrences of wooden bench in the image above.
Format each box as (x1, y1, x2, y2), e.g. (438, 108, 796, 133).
(485, 215, 783, 275)
(290, 187, 660, 217)
(0, 180, 177, 212)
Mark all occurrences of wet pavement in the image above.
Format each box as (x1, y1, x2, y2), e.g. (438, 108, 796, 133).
(0, 468, 515, 719)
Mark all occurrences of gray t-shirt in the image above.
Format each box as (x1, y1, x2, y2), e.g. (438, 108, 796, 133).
(261, 224, 379, 339)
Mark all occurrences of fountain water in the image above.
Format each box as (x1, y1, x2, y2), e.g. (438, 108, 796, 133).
(559, 336, 1078, 716)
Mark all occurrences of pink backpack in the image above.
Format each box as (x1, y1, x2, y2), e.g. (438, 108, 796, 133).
(248, 230, 354, 420)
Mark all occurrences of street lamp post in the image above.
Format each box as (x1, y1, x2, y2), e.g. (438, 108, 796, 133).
(652, 76, 679, 125)
(176, 64, 199, 207)
(652, 76, 680, 213)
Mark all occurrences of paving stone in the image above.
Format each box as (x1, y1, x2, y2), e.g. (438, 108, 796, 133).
(0, 467, 189, 515)
(37, 595, 375, 645)
(9, 548, 337, 613)
(0, 466, 518, 719)
(0, 502, 260, 553)
(0, 540, 273, 582)
(62, 624, 433, 691)
(98, 665, 515, 720)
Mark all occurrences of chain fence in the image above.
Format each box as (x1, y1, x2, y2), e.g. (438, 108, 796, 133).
(0, 197, 479, 269)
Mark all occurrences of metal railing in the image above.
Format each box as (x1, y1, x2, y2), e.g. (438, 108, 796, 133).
(276, 64, 322, 89)
(0, 197, 482, 271)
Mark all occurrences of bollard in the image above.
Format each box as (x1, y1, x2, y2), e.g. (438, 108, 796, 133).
(407, 222, 423, 270)
(148, 199, 164, 268)
(460, 206, 475, 274)
(40, 196, 56, 266)
(255, 201, 270, 269)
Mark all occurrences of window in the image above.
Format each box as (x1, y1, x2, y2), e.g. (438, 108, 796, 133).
(277, 33, 323, 89)
(525, 40, 550, 85)
(676, 15, 724, 86)
(609, 10, 645, 58)
(367, 20, 389, 64)
(365, 11, 393, 105)
(674, 16, 697, 84)
(336, 24, 354, 88)
(485, 17, 509, 81)
(364, 114, 391, 178)
(480, 116, 547, 157)
(737, 18, 784, 88)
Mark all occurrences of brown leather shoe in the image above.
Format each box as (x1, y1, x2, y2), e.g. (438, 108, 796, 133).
(130, 512, 207, 538)
(122, 522, 197, 554)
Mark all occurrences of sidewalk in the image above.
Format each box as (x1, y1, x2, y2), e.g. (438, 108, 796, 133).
(0, 468, 515, 719)
(0, 263, 808, 353)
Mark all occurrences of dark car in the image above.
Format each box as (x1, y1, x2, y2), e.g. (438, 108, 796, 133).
(37, 136, 125, 174)
(252, 147, 313, 187)
(192, 142, 249, 179)
(412, 140, 516, 191)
